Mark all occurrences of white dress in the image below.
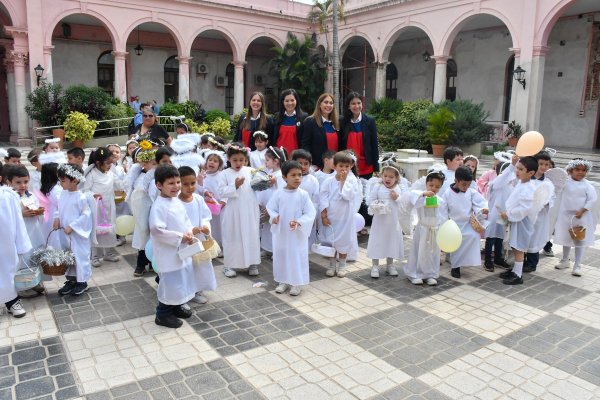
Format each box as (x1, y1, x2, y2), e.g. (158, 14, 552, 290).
(257, 170, 285, 252)
(319, 174, 362, 254)
(149, 196, 196, 305)
(218, 166, 261, 270)
(202, 171, 223, 246)
(554, 178, 598, 248)
(504, 181, 536, 252)
(59, 191, 93, 282)
(82, 167, 118, 248)
(439, 168, 456, 195)
(129, 170, 152, 251)
(267, 188, 316, 286)
(20, 193, 45, 250)
(528, 177, 555, 252)
(41, 185, 64, 249)
(300, 173, 320, 247)
(366, 183, 404, 260)
(404, 191, 448, 279)
(0, 187, 32, 304)
(181, 194, 217, 292)
(30, 170, 41, 193)
(442, 186, 488, 268)
(249, 149, 267, 169)
(484, 165, 516, 240)
(313, 170, 334, 187)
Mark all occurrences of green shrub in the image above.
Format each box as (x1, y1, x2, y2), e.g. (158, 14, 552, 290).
(374, 99, 431, 151)
(62, 85, 112, 121)
(25, 83, 65, 127)
(158, 102, 181, 117)
(205, 109, 231, 124)
(427, 107, 455, 145)
(437, 100, 493, 146)
(105, 102, 135, 135)
(369, 98, 403, 120)
(64, 111, 98, 142)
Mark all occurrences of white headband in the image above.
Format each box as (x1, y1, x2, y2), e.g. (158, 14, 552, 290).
(268, 146, 287, 161)
(253, 130, 268, 139)
(203, 150, 226, 168)
(0, 148, 7, 159)
(44, 138, 61, 144)
(567, 159, 593, 172)
(544, 147, 557, 157)
(58, 163, 86, 183)
(39, 151, 67, 165)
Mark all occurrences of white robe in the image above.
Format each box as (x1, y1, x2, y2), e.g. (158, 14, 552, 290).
(0, 187, 32, 304)
(528, 177, 555, 252)
(82, 167, 118, 248)
(41, 185, 64, 249)
(439, 168, 456, 195)
(130, 171, 152, 250)
(504, 181, 536, 252)
(30, 170, 41, 193)
(59, 191, 93, 282)
(404, 191, 448, 279)
(484, 166, 516, 240)
(181, 194, 217, 292)
(267, 188, 316, 286)
(554, 178, 597, 248)
(319, 174, 361, 254)
(442, 186, 488, 268)
(218, 166, 261, 269)
(149, 196, 196, 305)
(300, 173, 320, 247)
(366, 183, 404, 260)
(249, 149, 267, 169)
(202, 171, 223, 246)
(257, 170, 285, 252)
(20, 192, 45, 250)
(313, 170, 334, 187)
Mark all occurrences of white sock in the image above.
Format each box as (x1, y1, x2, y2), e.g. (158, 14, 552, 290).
(512, 261, 523, 278)
(339, 259, 347, 270)
(329, 258, 336, 268)
(575, 247, 584, 265)
(372, 259, 379, 267)
(562, 246, 571, 260)
(386, 257, 393, 266)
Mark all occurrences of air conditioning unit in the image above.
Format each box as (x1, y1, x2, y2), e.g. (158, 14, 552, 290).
(215, 76, 228, 87)
(254, 74, 266, 85)
(197, 63, 208, 74)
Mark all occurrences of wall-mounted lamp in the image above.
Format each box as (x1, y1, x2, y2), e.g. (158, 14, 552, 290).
(34, 64, 44, 86)
(513, 65, 526, 89)
(134, 26, 144, 56)
(62, 23, 71, 38)
(422, 51, 431, 62)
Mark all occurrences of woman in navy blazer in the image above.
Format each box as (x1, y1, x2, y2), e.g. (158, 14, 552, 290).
(339, 92, 379, 178)
(301, 93, 340, 169)
(233, 91, 274, 151)
(272, 89, 308, 154)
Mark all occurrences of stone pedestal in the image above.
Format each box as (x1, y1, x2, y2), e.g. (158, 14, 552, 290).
(396, 157, 435, 183)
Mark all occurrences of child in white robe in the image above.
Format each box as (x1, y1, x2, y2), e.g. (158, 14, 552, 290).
(55, 164, 93, 296)
(366, 163, 404, 278)
(267, 161, 316, 296)
(439, 146, 464, 195)
(257, 147, 287, 255)
(27, 149, 42, 193)
(404, 171, 447, 285)
(249, 131, 268, 169)
(0, 183, 32, 318)
(108, 144, 129, 247)
(319, 152, 362, 278)
(178, 166, 217, 305)
(554, 158, 598, 277)
(313, 150, 336, 187)
(292, 149, 319, 248)
(498, 156, 539, 285)
(441, 166, 488, 278)
(218, 143, 261, 277)
(198, 151, 226, 248)
(149, 164, 197, 329)
(38, 153, 66, 249)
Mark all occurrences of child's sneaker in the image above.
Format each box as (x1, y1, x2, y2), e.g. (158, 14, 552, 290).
(555, 259, 570, 270)
(155, 315, 182, 328)
(173, 305, 192, 319)
(133, 265, 146, 277)
(289, 286, 302, 296)
(572, 264, 582, 277)
(410, 278, 423, 285)
(425, 278, 438, 286)
(58, 281, 76, 296)
(450, 267, 461, 278)
(386, 265, 398, 276)
(223, 268, 237, 278)
(484, 260, 495, 272)
(103, 253, 120, 262)
(326, 265, 336, 277)
(336, 268, 347, 278)
(71, 282, 88, 296)
(8, 299, 26, 318)
(275, 283, 289, 294)
(248, 266, 259, 276)
(192, 292, 208, 304)
(543, 249, 554, 257)
(92, 257, 102, 267)
(116, 236, 126, 247)
(502, 272, 523, 285)
(370, 267, 379, 279)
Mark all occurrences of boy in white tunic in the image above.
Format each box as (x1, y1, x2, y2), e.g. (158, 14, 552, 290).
(268, 161, 316, 296)
(498, 156, 538, 285)
(149, 165, 197, 329)
(441, 166, 488, 278)
(292, 150, 320, 248)
(439, 146, 464, 195)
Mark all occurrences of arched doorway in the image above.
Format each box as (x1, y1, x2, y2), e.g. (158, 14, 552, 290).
(244, 36, 281, 113)
(97, 51, 114, 96)
(340, 36, 376, 107)
(164, 55, 179, 102)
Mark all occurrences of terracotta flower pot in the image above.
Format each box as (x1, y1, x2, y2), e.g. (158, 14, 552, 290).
(507, 137, 518, 147)
(431, 144, 445, 157)
(71, 139, 85, 149)
(51, 128, 65, 149)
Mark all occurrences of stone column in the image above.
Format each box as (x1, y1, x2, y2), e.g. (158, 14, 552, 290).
(233, 60, 246, 114)
(43, 45, 54, 84)
(112, 51, 128, 102)
(374, 61, 387, 100)
(325, 65, 333, 94)
(526, 46, 548, 131)
(5, 59, 17, 137)
(11, 50, 31, 146)
(177, 56, 191, 103)
(432, 55, 449, 103)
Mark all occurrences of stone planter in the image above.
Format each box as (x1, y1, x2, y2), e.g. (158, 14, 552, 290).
(431, 144, 445, 157)
(461, 143, 482, 158)
(507, 137, 518, 147)
(71, 139, 85, 149)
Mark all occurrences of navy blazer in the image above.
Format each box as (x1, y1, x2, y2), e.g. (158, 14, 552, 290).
(272, 111, 308, 148)
(233, 115, 275, 151)
(301, 116, 339, 169)
(339, 113, 380, 172)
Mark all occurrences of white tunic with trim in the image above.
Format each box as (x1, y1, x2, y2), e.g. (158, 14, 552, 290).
(366, 183, 404, 260)
(59, 191, 93, 282)
(554, 178, 597, 248)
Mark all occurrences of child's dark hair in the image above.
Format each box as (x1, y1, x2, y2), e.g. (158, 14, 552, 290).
(200, 135, 210, 146)
(205, 153, 224, 170)
(88, 146, 113, 166)
(333, 151, 353, 165)
(455, 165, 474, 182)
(463, 155, 478, 179)
(495, 162, 509, 175)
(41, 163, 59, 195)
(5, 164, 29, 181)
(518, 156, 538, 173)
(343, 150, 359, 176)
(266, 146, 288, 164)
(426, 171, 445, 184)
(6, 148, 21, 160)
(155, 164, 180, 184)
(57, 163, 84, 181)
(291, 149, 312, 164)
(281, 160, 302, 176)
(322, 150, 336, 161)
(67, 147, 85, 160)
(226, 142, 249, 159)
(178, 166, 196, 179)
(27, 149, 41, 164)
(443, 146, 463, 165)
(550, 159, 555, 168)
(176, 123, 189, 133)
(155, 146, 174, 163)
(534, 150, 552, 162)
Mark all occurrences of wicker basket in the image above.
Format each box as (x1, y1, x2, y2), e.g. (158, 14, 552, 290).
(40, 229, 74, 276)
(568, 216, 586, 241)
(192, 236, 221, 263)
(470, 213, 486, 234)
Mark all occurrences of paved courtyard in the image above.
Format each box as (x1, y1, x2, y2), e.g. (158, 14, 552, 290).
(2, 228, 600, 400)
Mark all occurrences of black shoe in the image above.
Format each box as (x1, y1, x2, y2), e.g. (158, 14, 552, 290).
(503, 274, 524, 285)
(494, 258, 512, 269)
(499, 270, 514, 279)
(450, 268, 461, 278)
(58, 281, 76, 296)
(155, 315, 183, 328)
(133, 265, 145, 277)
(484, 260, 495, 272)
(155, 275, 160, 285)
(522, 264, 537, 273)
(71, 282, 88, 296)
(173, 306, 192, 319)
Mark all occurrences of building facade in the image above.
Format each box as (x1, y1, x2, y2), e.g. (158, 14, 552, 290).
(0, 0, 598, 149)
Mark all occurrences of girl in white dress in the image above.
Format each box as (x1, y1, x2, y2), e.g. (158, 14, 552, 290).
(554, 158, 598, 277)
(366, 163, 405, 278)
(122, 139, 138, 174)
(218, 143, 261, 277)
(198, 151, 226, 248)
(38, 152, 66, 249)
(268, 161, 316, 296)
(257, 146, 287, 255)
(249, 131, 269, 169)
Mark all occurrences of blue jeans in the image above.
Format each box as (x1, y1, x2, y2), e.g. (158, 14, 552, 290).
(156, 302, 176, 319)
(484, 238, 503, 261)
(525, 252, 539, 268)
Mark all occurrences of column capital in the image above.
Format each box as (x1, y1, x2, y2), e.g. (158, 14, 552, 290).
(509, 47, 521, 57)
(533, 46, 549, 57)
(43, 45, 54, 55)
(232, 60, 246, 68)
(4, 26, 28, 39)
(375, 60, 389, 69)
(432, 55, 450, 64)
(9, 50, 28, 67)
(176, 56, 192, 64)
(111, 51, 128, 60)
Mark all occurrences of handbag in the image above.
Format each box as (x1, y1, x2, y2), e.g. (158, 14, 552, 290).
(96, 199, 114, 236)
(178, 237, 205, 260)
(14, 256, 42, 291)
(568, 215, 586, 241)
(311, 226, 336, 257)
(192, 235, 221, 263)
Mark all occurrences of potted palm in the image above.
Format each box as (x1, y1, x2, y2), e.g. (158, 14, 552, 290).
(427, 107, 455, 157)
(506, 120, 522, 147)
(64, 111, 98, 148)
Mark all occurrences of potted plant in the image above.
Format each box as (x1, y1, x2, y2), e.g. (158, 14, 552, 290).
(506, 120, 522, 147)
(25, 83, 66, 146)
(427, 107, 455, 157)
(63, 111, 98, 148)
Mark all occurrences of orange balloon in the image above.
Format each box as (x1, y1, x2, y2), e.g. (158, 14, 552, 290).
(515, 131, 544, 157)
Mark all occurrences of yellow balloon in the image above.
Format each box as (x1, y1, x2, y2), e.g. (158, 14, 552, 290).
(515, 131, 544, 157)
(115, 215, 135, 236)
(436, 219, 463, 253)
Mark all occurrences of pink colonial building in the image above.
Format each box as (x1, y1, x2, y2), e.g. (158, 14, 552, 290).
(0, 0, 599, 149)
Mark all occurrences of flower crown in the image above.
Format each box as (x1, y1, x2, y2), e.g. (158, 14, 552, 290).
(136, 149, 157, 162)
(226, 143, 249, 154)
(567, 158, 593, 172)
(58, 163, 86, 183)
(253, 130, 268, 139)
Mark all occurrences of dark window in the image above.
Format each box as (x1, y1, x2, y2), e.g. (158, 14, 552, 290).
(164, 56, 179, 103)
(503, 55, 515, 122)
(386, 63, 398, 99)
(225, 63, 234, 114)
(446, 59, 457, 101)
(97, 51, 114, 97)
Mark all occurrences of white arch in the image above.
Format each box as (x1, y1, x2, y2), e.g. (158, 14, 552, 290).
(242, 31, 285, 59)
(380, 22, 436, 61)
(189, 26, 241, 62)
(536, 0, 578, 47)
(44, 8, 119, 50)
(122, 17, 185, 56)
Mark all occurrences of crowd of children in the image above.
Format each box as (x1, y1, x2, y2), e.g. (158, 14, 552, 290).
(0, 134, 597, 327)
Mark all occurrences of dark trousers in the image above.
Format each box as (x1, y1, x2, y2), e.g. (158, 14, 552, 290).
(156, 302, 177, 318)
(137, 250, 150, 269)
(525, 252, 540, 268)
(544, 241, 553, 252)
(5, 296, 19, 309)
(484, 238, 503, 261)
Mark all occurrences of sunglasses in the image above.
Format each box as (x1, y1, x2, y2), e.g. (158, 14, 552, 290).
(142, 114, 155, 118)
